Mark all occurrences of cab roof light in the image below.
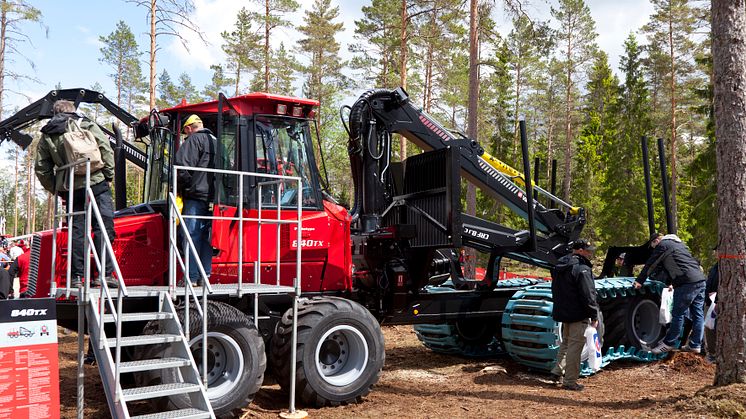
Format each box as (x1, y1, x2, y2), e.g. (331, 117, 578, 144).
(276, 103, 287, 115)
(292, 106, 302, 117)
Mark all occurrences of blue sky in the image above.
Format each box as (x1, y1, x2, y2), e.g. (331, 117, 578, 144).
(8, 0, 654, 115)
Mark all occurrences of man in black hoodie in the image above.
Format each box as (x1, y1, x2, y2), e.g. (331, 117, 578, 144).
(550, 239, 599, 391)
(175, 114, 216, 285)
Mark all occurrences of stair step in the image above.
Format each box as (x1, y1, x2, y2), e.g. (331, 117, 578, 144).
(119, 357, 191, 373)
(122, 382, 201, 402)
(130, 408, 212, 419)
(108, 334, 181, 347)
(103, 312, 173, 323)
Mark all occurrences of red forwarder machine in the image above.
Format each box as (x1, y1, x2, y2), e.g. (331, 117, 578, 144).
(0, 88, 665, 417)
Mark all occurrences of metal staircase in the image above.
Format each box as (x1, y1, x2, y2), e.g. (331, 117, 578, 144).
(87, 290, 213, 419)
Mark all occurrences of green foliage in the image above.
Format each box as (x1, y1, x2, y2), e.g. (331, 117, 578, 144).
(221, 7, 262, 95)
(99, 21, 139, 108)
(202, 64, 235, 101)
(350, 0, 402, 88)
(156, 70, 200, 108)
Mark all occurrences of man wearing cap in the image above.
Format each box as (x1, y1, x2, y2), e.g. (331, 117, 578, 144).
(550, 239, 599, 391)
(635, 232, 706, 354)
(175, 114, 216, 285)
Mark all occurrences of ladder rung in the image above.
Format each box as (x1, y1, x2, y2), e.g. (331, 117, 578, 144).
(122, 383, 201, 402)
(108, 334, 181, 347)
(119, 357, 191, 373)
(130, 408, 212, 419)
(102, 312, 174, 323)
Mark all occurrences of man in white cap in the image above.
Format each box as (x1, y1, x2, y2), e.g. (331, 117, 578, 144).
(175, 114, 216, 285)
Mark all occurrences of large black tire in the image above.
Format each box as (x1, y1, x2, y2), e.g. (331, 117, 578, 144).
(600, 294, 664, 348)
(133, 301, 266, 419)
(270, 297, 385, 407)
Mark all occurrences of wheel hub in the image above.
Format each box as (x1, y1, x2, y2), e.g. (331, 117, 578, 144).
(190, 332, 245, 398)
(315, 325, 369, 387)
(631, 299, 663, 345)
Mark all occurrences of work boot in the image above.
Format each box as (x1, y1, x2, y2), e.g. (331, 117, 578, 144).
(562, 383, 584, 391)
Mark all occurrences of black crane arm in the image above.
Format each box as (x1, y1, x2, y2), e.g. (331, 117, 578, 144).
(345, 88, 586, 268)
(0, 89, 147, 169)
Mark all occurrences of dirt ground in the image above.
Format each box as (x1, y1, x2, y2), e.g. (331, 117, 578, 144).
(58, 325, 746, 419)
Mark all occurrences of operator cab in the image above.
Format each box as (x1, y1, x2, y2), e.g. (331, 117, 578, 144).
(143, 92, 323, 212)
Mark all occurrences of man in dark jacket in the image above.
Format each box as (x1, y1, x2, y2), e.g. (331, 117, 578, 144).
(175, 114, 216, 284)
(35, 100, 117, 288)
(550, 239, 599, 391)
(634, 233, 706, 354)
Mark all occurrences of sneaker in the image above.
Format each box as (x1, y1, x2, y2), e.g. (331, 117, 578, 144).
(70, 276, 82, 288)
(83, 354, 96, 366)
(680, 345, 701, 354)
(706, 354, 717, 364)
(104, 276, 119, 288)
(562, 383, 584, 391)
(651, 341, 674, 354)
(549, 373, 562, 384)
(90, 278, 101, 288)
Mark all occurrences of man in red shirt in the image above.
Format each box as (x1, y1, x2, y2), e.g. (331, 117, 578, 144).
(8, 249, 30, 297)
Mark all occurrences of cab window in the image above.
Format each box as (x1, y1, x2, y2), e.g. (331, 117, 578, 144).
(254, 115, 319, 209)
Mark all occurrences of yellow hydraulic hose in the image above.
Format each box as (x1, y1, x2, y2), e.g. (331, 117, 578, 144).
(479, 151, 580, 216)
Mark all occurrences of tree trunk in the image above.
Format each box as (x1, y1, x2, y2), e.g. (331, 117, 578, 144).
(399, 0, 407, 160)
(561, 13, 575, 202)
(25, 154, 31, 234)
(713, 0, 746, 386)
(668, 13, 679, 233)
(464, 0, 479, 279)
(0, 1, 7, 118)
(13, 146, 17, 236)
(149, 0, 157, 110)
(513, 61, 522, 163)
(235, 61, 241, 96)
(264, 0, 270, 92)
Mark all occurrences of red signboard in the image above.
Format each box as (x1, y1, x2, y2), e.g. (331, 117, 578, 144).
(0, 298, 59, 419)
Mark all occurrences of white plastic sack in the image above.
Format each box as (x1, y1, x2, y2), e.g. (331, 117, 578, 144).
(583, 325, 602, 372)
(659, 288, 673, 324)
(705, 294, 717, 330)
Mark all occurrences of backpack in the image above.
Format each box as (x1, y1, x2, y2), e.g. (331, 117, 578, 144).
(61, 118, 104, 175)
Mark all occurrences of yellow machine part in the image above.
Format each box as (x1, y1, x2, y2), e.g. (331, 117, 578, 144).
(479, 152, 580, 216)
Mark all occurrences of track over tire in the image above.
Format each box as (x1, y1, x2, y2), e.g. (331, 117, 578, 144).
(269, 297, 385, 407)
(600, 294, 664, 348)
(133, 301, 266, 419)
(502, 279, 665, 373)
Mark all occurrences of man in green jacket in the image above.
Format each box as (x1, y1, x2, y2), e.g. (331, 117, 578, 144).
(35, 99, 117, 288)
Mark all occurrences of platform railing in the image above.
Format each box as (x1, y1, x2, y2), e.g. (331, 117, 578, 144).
(48, 158, 129, 416)
(170, 164, 303, 413)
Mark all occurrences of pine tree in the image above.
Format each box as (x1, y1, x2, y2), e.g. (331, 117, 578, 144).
(254, 0, 299, 92)
(202, 64, 234, 100)
(156, 70, 179, 108)
(572, 51, 618, 243)
(222, 8, 262, 96)
(297, 0, 347, 127)
(643, 0, 699, 233)
(712, 0, 746, 386)
(552, 0, 598, 201)
(128, 0, 205, 110)
(99, 21, 139, 108)
(250, 42, 299, 95)
(598, 34, 650, 246)
(350, 0, 401, 88)
(0, 0, 43, 117)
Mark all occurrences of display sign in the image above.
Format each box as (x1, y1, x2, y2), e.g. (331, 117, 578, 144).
(0, 298, 59, 419)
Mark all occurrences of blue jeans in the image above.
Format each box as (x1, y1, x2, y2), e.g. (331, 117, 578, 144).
(663, 281, 706, 348)
(182, 199, 212, 282)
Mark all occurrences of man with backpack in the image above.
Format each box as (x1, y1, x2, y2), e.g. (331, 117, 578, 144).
(35, 99, 117, 288)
